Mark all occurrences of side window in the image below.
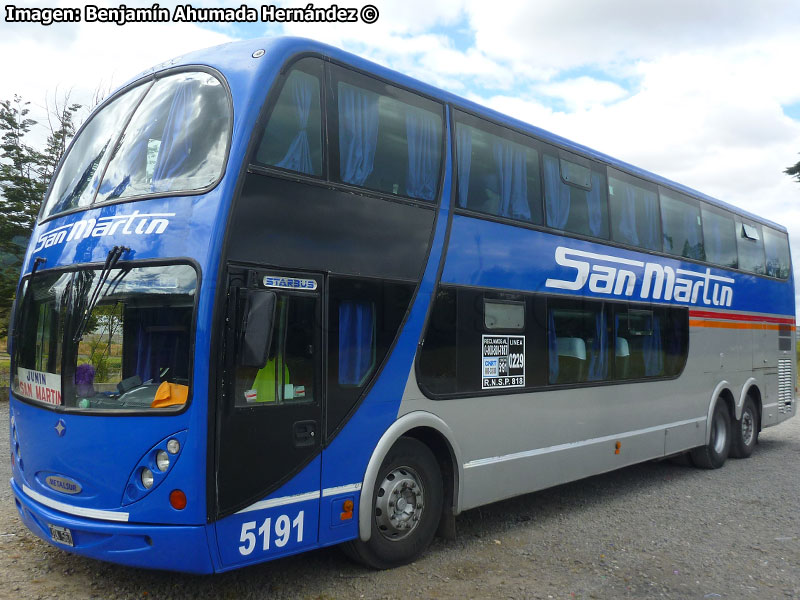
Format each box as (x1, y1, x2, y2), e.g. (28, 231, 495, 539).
(543, 150, 609, 239)
(613, 305, 687, 380)
(418, 288, 458, 395)
(255, 58, 323, 176)
(484, 299, 524, 330)
(701, 207, 738, 269)
(331, 66, 443, 201)
(417, 288, 546, 395)
(455, 115, 542, 224)
(735, 219, 766, 275)
(326, 278, 414, 435)
(236, 294, 318, 406)
(608, 168, 661, 251)
(547, 299, 609, 385)
(763, 227, 791, 279)
(660, 190, 705, 260)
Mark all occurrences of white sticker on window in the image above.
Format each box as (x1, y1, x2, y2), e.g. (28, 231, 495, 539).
(481, 335, 525, 389)
(16, 368, 62, 405)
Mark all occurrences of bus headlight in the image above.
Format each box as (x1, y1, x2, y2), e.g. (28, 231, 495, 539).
(141, 468, 154, 489)
(166, 439, 180, 454)
(156, 450, 170, 472)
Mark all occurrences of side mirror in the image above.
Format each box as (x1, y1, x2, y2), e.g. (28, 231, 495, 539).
(238, 289, 277, 368)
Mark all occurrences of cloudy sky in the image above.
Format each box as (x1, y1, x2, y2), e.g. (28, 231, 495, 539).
(2, 0, 800, 312)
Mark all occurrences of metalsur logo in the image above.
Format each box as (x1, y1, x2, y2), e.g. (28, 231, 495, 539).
(45, 475, 82, 495)
(545, 246, 735, 307)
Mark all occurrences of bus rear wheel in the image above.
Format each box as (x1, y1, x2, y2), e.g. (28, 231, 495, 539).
(690, 400, 731, 469)
(343, 437, 442, 569)
(730, 396, 759, 458)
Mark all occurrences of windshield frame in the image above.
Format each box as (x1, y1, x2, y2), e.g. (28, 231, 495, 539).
(38, 65, 234, 226)
(10, 258, 201, 416)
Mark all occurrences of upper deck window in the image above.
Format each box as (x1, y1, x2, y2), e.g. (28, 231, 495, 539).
(660, 190, 705, 260)
(701, 206, 738, 269)
(735, 219, 766, 275)
(255, 58, 323, 176)
(763, 226, 791, 279)
(41, 71, 231, 221)
(543, 150, 609, 239)
(608, 168, 660, 252)
(454, 113, 542, 224)
(330, 65, 443, 202)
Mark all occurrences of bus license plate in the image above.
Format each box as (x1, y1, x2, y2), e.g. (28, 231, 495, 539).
(48, 524, 74, 546)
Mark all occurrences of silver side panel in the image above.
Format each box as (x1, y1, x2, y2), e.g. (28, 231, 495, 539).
(395, 321, 795, 513)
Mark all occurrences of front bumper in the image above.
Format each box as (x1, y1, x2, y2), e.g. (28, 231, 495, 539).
(11, 477, 214, 574)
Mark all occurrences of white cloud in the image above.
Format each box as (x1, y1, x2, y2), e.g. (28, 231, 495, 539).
(2, 0, 799, 315)
(0, 4, 232, 147)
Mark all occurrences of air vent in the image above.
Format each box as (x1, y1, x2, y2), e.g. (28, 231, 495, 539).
(777, 359, 793, 414)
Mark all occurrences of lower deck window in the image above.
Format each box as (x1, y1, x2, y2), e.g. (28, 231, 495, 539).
(418, 287, 689, 397)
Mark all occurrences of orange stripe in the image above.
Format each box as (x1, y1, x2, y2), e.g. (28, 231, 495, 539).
(688, 310, 795, 325)
(689, 320, 795, 331)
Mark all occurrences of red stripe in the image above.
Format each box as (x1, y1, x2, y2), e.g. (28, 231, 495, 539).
(689, 309, 795, 325)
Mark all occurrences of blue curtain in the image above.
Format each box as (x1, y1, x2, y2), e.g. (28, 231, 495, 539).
(456, 126, 472, 208)
(704, 213, 722, 263)
(338, 301, 374, 386)
(152, 82, 192, 191)
(618, 184, 639, 246)
(587, 172, 605, 237)
(684, 208, 702, 259)
(548, 311, 559, 384)
(493, 139, 530, 220)
(339, 84, 379, 186)
(587, 309, 608, 381)
(405, 108, 441, 201)
(134, 308, 188, 382)
(642, 190, 659, 250)
(643, 314, 663, 376)
(544, 155, 570, 229)
(276, 71, 315, 175)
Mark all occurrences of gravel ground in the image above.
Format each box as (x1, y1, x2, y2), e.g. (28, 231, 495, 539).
(1, 400, 798, 600)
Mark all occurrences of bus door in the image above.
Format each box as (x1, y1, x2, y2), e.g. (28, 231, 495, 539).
(215, 268, 323, 566)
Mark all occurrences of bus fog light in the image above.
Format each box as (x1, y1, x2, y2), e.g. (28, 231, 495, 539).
(141, 468, 154, 489)
(166, 439, 180, 454)
(156, 450, 170, 472)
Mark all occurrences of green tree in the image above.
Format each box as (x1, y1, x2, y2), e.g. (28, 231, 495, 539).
(0, 93, 81, 337)
(0, 95, 43, 338)
(786, 157, 800, 183)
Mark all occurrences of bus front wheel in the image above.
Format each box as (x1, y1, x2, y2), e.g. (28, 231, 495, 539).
(690, 400, 731, 469)
(343, 437, 442, 569)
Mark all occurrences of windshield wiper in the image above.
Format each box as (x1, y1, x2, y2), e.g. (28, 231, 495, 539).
(72, 245, 129, 343)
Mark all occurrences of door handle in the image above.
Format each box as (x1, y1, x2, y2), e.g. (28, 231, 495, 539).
(293, 420, 316, 447)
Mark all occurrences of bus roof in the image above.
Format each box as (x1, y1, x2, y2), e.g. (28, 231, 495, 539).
(125, 36, 787, 233)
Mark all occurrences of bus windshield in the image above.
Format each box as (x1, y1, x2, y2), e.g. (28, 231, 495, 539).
(41, 71, 231, 220)
(12, 264, 197, 412)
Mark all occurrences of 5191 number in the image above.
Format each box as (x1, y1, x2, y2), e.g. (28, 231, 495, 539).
(239, 511, 304, 555)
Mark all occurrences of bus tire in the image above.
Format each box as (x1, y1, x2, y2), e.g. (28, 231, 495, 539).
(343, 437, 442, 569)
(730, 396, 758, 458)
(690, 400, 731, 469)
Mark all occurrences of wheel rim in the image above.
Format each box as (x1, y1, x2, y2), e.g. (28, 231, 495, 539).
(712, 410, 727, 455)
(374, 466, 424, 541)
(741, 409, 754, 447)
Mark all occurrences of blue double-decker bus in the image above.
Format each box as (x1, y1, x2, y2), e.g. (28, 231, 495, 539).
(8, 37, 796, 573)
